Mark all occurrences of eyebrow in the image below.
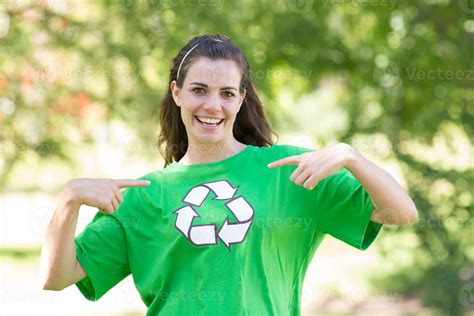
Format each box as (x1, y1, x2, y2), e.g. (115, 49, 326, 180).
(189, 82, 238, 91)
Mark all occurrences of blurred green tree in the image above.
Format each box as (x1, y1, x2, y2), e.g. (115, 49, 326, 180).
(0, 0, 472, 314)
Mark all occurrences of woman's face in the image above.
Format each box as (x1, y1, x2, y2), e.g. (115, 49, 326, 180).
(171, 57, 246, 148)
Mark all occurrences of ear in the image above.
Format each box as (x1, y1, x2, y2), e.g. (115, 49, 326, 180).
(239, 89, 246, 107)
(170, 80, 181, 107)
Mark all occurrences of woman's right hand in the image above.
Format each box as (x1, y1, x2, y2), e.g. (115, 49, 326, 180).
(60, 178, 151, 214)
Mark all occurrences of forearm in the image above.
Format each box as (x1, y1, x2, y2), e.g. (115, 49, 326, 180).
(39, 193, 81, 290)
(345, 148, 419, 225)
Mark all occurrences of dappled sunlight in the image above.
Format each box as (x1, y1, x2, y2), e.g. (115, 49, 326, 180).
(1, 0, 472, 315)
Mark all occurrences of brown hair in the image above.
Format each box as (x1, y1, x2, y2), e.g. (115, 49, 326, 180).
(156, 34, 278, 167)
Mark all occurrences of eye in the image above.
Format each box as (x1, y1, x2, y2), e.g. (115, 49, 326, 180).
(192, 87, 205, 94)
(222, 91, 235, 98)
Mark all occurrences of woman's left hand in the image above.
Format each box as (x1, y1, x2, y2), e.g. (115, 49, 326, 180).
(267, 143, 357, 190)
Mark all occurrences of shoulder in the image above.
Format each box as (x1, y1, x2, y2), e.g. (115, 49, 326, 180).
(111, 169, 164, 221)
(255, 143, 314, 157)
(118, 169, 164, 204)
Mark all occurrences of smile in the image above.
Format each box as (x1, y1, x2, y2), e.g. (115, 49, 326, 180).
(195, 116, 224, 129)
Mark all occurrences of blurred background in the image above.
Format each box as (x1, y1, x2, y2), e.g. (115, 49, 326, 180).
(0, 0, 473, 315)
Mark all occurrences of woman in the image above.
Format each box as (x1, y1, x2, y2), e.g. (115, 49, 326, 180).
(39, 34, 418, 315)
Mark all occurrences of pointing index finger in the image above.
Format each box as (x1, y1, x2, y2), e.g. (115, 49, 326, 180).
(267, 156, 300, 168)
(114, 179, 151, 189)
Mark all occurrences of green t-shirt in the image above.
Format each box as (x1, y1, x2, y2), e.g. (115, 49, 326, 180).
(74, 144, 383, 315)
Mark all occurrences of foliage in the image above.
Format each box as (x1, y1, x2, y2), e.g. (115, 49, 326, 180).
(1, 1, 472, 314)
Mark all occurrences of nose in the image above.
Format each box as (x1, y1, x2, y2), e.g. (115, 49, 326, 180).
(203, 91, 222, 111)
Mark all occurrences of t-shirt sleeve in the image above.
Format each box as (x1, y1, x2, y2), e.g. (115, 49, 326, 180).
(313, 167, 383, 250)
(74, 210, 131, 301)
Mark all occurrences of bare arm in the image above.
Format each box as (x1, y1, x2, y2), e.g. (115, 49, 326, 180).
(345, 148, 419, 226)
(39, 191, 87, 290)
(38, 178, 150, 291)
(267, 143, 418, 226)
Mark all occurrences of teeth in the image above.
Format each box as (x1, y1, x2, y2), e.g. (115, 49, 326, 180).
(196, 116, 223, 124)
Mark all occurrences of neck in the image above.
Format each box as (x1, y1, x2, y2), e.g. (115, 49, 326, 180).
(179, 140, 247, 165)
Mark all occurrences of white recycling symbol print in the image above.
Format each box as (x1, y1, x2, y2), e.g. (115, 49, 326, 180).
(173, 180, 254, 249)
